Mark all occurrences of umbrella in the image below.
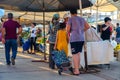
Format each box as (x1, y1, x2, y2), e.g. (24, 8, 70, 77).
(0, 0, 93, 61)
(0, 0, 92, 12)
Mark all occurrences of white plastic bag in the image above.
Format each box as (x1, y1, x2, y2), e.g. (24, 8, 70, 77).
(111, 40, 117, 48)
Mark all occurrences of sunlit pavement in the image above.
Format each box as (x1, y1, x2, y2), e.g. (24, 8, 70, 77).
(0, 47, 120, 80)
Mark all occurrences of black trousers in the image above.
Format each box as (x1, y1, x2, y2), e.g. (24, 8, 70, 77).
(49, 43, 55, 69)
(30, 37, 37, 51)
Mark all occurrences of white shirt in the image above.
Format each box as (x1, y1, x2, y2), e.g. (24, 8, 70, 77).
(30, 27, 37, 37)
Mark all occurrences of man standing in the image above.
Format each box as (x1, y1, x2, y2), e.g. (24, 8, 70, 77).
(101, 17, 112, 40)
(30, 23, 37, 54)
(48, 14, 60, 69)
(2, 13, 22, 65)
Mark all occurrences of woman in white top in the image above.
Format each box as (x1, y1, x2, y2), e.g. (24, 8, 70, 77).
(30, 23, 37, 54)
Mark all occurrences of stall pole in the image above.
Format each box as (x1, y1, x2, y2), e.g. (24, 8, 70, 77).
(79, 0, 100, 73)
(32, 0, 47, 62)
(34, 12, 36, 22)
(79, 0, 83, 16)
(43, 0, 47, 60)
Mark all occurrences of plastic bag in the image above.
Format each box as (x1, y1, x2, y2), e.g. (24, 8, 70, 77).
(111, 40, 117, 48)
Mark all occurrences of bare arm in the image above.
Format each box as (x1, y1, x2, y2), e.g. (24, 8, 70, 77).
(66, 24, 70, 41)
(66, 32, 69, 43)
(66, 24, 70, 34)
(17, 27, 22, 35)
(2, 27, 5, 39)
(84, 21, 90, 31)
(1, 27, 6, 44)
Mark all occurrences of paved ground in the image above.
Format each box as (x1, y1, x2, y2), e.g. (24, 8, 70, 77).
(0, 47, 120, 80)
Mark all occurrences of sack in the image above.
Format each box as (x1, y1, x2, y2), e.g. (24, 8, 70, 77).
(23, 39, 31, 51)
(52, 50, 70, 66)
(85, 28, 102, 42)
(86, 41, 114, 65)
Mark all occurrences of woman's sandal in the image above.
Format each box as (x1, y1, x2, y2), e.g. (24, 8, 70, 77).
(31, 52, 36, 55)
(28, 51, 31, 54)
(72, 68, 80, 76)
(72, 73, 80, 76)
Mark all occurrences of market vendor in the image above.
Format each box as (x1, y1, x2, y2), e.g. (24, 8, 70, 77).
(30, 23, 37, 54)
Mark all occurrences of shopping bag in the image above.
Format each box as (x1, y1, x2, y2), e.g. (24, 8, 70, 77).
(52, 50, 70, 66)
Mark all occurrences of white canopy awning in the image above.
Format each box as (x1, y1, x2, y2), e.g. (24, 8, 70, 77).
(108, 0, 120, 10)
(86, 0, 117, 12)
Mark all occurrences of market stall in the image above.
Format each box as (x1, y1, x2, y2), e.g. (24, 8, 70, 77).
(0, 0, 92, 61)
